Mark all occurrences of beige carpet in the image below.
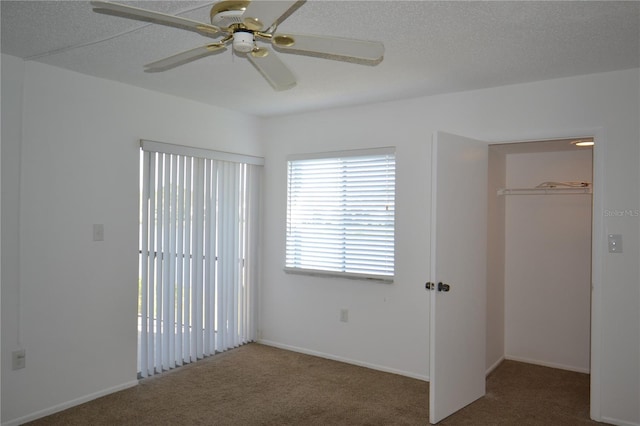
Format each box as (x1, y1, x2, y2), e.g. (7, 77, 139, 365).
(27, 343, 606, 425)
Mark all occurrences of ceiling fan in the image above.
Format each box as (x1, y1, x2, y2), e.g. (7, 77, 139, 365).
(91, 1, 385, 91)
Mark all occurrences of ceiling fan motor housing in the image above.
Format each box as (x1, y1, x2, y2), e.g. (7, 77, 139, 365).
(233, 30, 254, 53)
(209, 0, 249, 29)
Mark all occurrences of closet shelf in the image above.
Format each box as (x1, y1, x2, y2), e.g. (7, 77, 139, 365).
(497, 187, 592, 196)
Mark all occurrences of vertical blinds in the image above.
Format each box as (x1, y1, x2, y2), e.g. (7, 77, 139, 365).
(286, 148, 396, 281)
(139, 141, 261, 377)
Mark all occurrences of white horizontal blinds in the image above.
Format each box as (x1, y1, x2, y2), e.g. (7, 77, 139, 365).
(286, 148, 396, 280)
(139, 141, 261, 378)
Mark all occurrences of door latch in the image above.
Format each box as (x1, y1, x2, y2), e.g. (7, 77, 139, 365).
(437, 282, 450, 292)
(425, 282, 435, 290)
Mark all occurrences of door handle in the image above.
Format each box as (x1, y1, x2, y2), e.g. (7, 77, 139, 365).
(437, 282, 450, 292)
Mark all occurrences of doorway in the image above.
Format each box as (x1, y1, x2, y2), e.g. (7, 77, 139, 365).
(486, 138, 594, 374)
(428, 132, 598, 423)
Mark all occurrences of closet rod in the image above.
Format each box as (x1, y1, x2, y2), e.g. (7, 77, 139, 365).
(497, 187, 592, 196)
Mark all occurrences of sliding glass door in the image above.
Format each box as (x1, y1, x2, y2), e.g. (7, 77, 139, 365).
(138, 141, 261, 377)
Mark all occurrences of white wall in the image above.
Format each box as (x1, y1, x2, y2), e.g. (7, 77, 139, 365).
(0, 55, 262, 425)
(259, 113, 432, 379)
(260, 69, 639, 425)
(1, 54, 25, 425)
(504, 150, 593, 373)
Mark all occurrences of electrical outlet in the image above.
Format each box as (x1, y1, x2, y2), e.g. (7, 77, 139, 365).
(340, 309, 349, 323)
(12, 349, 25, 370)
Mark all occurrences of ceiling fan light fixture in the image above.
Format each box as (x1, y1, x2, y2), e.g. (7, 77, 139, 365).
(233, 31, 255, 53)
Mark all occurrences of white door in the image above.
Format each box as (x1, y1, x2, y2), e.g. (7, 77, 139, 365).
(429, 131, 488, 424)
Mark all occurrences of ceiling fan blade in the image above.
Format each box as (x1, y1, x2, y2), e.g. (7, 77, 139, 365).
(91, 1, 220, 36)
(246, 48, 296, 91)
(272, 33, 384, 61)
(144, 44, 227, 72)
(242, 0, 299, 31)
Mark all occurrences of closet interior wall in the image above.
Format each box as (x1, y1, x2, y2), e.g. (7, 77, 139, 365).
(487, 142, 593, 374)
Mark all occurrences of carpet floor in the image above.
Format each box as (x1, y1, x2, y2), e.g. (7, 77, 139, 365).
(26, 343, 606, 425)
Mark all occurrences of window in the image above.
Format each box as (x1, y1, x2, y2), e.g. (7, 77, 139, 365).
(139, 140, 262, 377)
(285, 148, 396, 282)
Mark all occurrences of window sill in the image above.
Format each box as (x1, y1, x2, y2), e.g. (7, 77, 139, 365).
(283, 267, 394, 284)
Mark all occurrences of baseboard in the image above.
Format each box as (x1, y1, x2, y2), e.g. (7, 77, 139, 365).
(600, 416, 640, 426)
(258, 339, 429, 382)
(504, 355, 590, 374)
(2, 380, 139, 426)
(485, 356, 505, 376)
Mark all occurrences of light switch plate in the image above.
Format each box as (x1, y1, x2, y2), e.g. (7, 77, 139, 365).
(12, 349, 25, 370)
(93, 224, 104, 241)
(340, 309, 349, 323)
(608, 234, 622, 253)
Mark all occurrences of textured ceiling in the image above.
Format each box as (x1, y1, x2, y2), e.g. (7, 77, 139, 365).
(2, 1, 639, 117)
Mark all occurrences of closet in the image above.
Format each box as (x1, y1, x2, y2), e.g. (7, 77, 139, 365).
(487, 139, 593, 374)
